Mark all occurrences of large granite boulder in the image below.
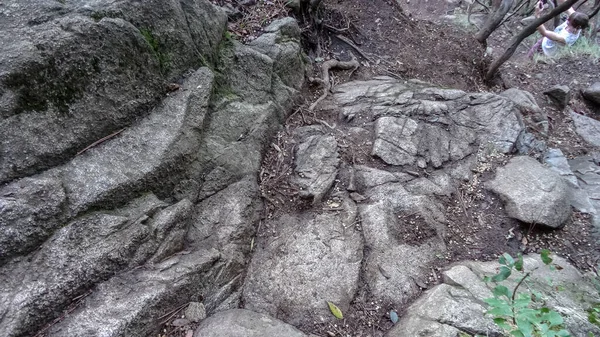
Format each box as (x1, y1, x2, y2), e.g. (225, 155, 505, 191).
(569, 155, 600, 233)
(486, 156, 571, 229)
(544, 85, 571, 109)
(335, 77, 524, 169)
(0, 68, 215, 265)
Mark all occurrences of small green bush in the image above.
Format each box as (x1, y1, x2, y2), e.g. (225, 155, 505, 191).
(484, 250, 570, 337)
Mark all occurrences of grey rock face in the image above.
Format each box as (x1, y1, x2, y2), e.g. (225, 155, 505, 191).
(0, 194, 170, 337)
(0, 13, 304, 337)
(501, 88, 548, 134)
(571, 111, 600, 147)
(335, 77, 523, 169)
(291, 127, 340, 202)
(249, 18, 305, 91)
(569, 155, 600, 232)
(194, 309, 308, 337)
(61, 68, 214, 214)
(185, 302, 207, 323)
(0, 176, 66, 264)
(359, 195, 445, 304)
(0, 67, 214, 266)
(544, 85, 571, 109)
(0, 0, 227, 185)
(388, 255, 600, 337)
(516, 130, 547, 155)
(243, 193, 363, 325)
(582, 82, 600, 105)
(323, 77, 526, 306)
(486, 156, 571, 229)
(544, 148, 578, 187)
(500, 88, 542, 114)
(188, 177, 263, 270)
(48, 249, 221, 337)
(372, 116, 420, 166)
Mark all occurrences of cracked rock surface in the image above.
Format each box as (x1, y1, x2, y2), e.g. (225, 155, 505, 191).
(0, 7, 304, 336)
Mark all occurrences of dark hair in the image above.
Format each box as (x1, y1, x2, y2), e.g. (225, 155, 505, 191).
(569, 12, 590, 30)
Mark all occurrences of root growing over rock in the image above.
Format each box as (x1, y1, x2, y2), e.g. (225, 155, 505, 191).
(308, 53, 359, 112)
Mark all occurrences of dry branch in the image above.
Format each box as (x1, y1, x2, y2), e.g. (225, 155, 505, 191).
(309, 53, 360, 112)
(335, 35, 373, 62)
(76, 128, 125, 156)
(475, 0, 515, 43)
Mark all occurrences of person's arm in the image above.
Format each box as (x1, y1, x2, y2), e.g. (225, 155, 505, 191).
(556, 0, 575, 15)
(537, 24, 567, 43)
(535, 1, 568, 44)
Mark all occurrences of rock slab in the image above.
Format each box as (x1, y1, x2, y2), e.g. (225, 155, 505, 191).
(291, 126, 340, 202)
(582, 82, 600, 105)
(243, 194, 363, 325)
(544, 85, 571, 109)
(194, 309, 308, 337)
(486, 156, 571, 228)
(571, 111, 600, 147)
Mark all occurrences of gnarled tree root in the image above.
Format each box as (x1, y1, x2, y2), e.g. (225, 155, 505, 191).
(308, 53, 359, 112)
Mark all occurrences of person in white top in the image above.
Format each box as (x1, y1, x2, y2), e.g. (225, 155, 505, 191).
(527, 0, 589, 58)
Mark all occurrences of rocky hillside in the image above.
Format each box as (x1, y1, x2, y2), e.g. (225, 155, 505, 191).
(1, 0, 599, 337)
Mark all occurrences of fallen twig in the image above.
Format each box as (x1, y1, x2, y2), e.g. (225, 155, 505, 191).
(159, 302, 190, 325)
(323, 23, 349, 33)
(76, 128, 125, 155)
(33, 290, 92, 337)
(335, 34, 373, 62)
(309, 53, 360, 112)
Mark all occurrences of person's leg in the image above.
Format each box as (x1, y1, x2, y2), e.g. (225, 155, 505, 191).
(527, 38, 543, 59)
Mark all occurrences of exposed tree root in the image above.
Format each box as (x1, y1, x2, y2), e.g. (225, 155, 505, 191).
(308, 53, 359, 112)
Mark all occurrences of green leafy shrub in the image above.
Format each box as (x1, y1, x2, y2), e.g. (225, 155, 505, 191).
(484, 250, 570, 337)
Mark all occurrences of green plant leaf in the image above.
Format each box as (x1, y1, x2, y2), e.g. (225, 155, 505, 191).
(499, 254, 507, 265)
(502, 253, 515, 267)
(515, 254, 524, 271)
(493, 285, 510, 299)
(327, 301, 343, 319)
(554, 329, 571, 337)
(514, 293, 532, 309)
(515, 316, 534, 336)
(510, 330, 525, 337)
(493, 317, 512, 330)
(488, 306, 513, 317)
(541, 249, 553, 265)
(492, 266, 512, 282)
(545, 310, 564, 326)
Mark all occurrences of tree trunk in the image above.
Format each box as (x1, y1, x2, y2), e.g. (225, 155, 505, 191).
(485, 0, 581, 81)
(475, 0, 516, 43)
(590, 2, 600, 40)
